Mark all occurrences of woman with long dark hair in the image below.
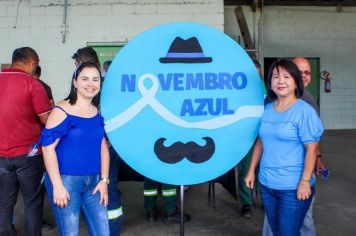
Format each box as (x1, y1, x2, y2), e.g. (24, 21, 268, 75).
(40, 62, 110, 235)
(245, 59, 323, 236)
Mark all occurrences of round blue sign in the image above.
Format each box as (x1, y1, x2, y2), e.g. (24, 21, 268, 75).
(101, 22, 264, 185)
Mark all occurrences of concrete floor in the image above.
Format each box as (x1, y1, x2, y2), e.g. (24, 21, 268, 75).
(14, 129, 356, 236)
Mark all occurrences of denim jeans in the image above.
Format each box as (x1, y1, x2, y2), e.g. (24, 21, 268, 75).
(261, 184, 315, 236)
(45, 174, 109, 236)
(0, 155, 44, 236)
(262, 196, 316, 236)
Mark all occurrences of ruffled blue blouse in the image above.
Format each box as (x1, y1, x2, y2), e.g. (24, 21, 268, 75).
(39, 106, 105, 175)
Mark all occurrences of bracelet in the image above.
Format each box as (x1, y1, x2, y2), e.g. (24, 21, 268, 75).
(100, 177, 110, 184)
(301, 177, 310, 182)
(317, 154, 322, 158)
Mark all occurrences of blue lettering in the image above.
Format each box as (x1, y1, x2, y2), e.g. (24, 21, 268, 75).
(231, 72, 247, 89)
(181, 98, 234, 117)
(206, 98, 233, 116)
(121, 74, 136, 92)
(194, 98, 208, 116)
(204, 73, 218, 90)
(186, 73, 204, 90)
(158, 73, 173, 90)
(122, 72, 247, 92)
(222, 98, 234, 114)
(180, 99, 195, 116)
(173, 73, 184, 91)
(218, 73, 233, 89)
(208, 98, 221, 115)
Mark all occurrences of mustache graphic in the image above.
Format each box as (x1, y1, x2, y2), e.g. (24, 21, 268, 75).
(154, 137, 215, 164)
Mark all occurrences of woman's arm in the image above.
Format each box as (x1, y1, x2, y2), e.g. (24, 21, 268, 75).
(42, 106, 70, 208)
(297, 142, 317, 200)
(245, 138, 263, 189)
(42, 141, 70, 208)
(93, 137, 110, 207)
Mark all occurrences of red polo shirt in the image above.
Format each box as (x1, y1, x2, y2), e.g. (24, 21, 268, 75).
(0, 68, 52, 157)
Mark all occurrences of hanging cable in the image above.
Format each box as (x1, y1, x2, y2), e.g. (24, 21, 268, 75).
(13, 0, 21, 29)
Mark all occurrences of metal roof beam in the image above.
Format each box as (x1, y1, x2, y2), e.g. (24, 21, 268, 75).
(225, 0, 356, 6)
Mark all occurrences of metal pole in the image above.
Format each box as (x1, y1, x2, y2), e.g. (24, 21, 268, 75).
(62, 0, 68, 43)
(180, 185, 184, 236)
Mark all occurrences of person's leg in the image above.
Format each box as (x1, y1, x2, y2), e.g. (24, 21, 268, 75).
(0, 157, 19, 236)
(260, 184, 279, 235)
(107, 148, 123, 235)
(238, 151, 253, 217)
(162, 184, 177, 215)
(45, 174, 81, 236)
(262, 214, 274, 236)
(41, 183, 54, 230)
(300, 196, 316, 236)
(162, 184, 191, 223)
(278, 187, 315, 236)
(81, 175, 109, 236)
(17, 155, 44, 236)
(144, 178, 158, 216)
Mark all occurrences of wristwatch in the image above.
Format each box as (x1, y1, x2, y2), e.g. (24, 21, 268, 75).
(100, 177, 110, 184)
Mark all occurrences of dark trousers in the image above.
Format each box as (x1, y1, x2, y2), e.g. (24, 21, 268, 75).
(144, 178, 177, 214)
(238, 150, 253, 205)
(0, 155, 44, 236)
(108, 147, 123, 236)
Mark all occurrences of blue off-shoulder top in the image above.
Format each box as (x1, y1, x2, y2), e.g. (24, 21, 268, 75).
(39, 106, 104, 175)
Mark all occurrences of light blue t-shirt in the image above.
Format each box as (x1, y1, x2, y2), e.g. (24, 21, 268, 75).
(258, 99, 324, 190)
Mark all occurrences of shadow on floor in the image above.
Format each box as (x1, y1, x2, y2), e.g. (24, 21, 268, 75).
(14, 130, 356, 235)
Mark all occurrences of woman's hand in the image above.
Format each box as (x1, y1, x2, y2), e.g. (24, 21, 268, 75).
(245, 171, 256, 189)
(53, 185, 70, 208)
(297, 180, 311, 200)
(315, 157, 326, 175)
(93, 181, 108, 207)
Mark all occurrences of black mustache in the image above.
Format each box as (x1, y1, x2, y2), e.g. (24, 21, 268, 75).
(154, 137, 215, 164)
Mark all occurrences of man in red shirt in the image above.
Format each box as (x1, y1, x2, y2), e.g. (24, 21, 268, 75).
(0, 47, 52, 236)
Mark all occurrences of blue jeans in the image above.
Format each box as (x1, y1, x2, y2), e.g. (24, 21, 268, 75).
(262, 196, 316, 236)
(0, 155, 44, 236)
(261, 184, 315, 236)
(45, 174, 109, 236)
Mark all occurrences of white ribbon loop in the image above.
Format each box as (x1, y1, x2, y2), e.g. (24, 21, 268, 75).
(104, 73, 263, 133)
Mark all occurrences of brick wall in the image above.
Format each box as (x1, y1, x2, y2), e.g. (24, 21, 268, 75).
(225, 6, 356, 129)
(0, 0, 224, 101)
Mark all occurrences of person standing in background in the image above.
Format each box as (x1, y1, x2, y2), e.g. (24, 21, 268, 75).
(32, 65, 55, 231)
(101, 59, 124, 235)
(0, 47, 52, 236)
(237, 59, 264, 218)
(33, 66, 54, 107)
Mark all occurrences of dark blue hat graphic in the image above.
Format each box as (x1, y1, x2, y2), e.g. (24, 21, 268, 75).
(159, 37, 212, 63)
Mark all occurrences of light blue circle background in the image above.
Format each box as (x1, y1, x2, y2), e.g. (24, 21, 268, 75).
(101, 22, 264, 185)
